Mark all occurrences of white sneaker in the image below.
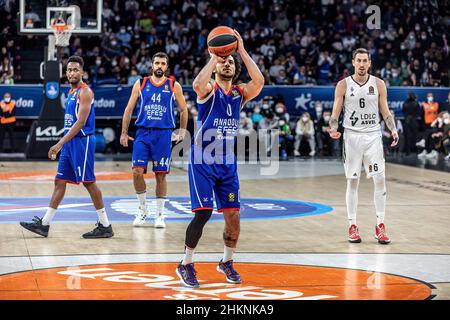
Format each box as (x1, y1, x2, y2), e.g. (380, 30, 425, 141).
(154, 215, 166, 229)
(417, 150, 427, 158)
(309, 150, 316, 156)
(425, 150, 439, 159)
(294, 150, 300, 156)
(416, 139, 426, 148)
(133, 205, 148, 226)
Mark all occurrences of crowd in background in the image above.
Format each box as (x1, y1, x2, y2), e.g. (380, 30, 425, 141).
(1, 0, 449, 87)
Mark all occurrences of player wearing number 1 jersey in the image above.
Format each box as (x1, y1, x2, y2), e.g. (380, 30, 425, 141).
(328, 48, 399, 245)
(121, 52, 188, 228)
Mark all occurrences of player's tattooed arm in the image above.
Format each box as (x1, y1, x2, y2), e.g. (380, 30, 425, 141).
(377, 78, 399, 147)
(328, 79, 346, 139)
(192, 54, 218, 100)
(233, 29, 264, 106)
(173, 82, 188, 143)
(120, 80, 140, 147)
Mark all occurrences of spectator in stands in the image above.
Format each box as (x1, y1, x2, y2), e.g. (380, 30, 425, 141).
(402, 92, 420, 155)
(0, 57, 14, 84)
(0, 92, 16, 152)
(274, 101, 290, 122)
(239, 111, 253, 135)
(442, 112, 450, 161)
(316, 110, 340, 156)
(276, 117, 292, 160)
(381, 109, 404, 155)
(250, 106, 264, 129)
(294, 112, 315, 157)
(418, 111, 447, 159)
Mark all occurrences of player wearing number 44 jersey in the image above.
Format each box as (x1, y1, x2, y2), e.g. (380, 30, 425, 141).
(328, 48, 399, 245)
(121, 52, 188, 228)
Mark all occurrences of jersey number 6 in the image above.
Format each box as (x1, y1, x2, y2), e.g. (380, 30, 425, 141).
(359, 98, 365, 108)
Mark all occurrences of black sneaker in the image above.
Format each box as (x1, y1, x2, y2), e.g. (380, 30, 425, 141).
(82, 222, 114, 239)
(20, 216, 49, 237)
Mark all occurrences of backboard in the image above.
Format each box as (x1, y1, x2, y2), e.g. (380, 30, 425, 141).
(19, 0, 102, 35)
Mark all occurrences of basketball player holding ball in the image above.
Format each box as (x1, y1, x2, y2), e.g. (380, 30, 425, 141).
(176, 28, 264, 288)
(328, 48, 399, 245)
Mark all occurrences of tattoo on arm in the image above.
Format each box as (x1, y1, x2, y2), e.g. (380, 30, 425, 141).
(330, 117, 339, 130)
(385, 115, 397, 132)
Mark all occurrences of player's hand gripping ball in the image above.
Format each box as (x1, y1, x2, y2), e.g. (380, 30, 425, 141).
(207, 26, 238, 57)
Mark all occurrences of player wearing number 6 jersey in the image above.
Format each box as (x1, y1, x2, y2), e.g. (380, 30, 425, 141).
(120, 52, 188, 228)
(328, 48, 399, 245)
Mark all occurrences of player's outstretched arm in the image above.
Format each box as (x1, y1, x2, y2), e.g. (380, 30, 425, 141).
(173, 81, 188, 144)
(192, 54, 217, 100)
(328, 79, 346, 139)
(377, 78, 399, 147)
(233, 29, 264, 106)
(120, 79, 141, 147)
(48, 87, 92, 159)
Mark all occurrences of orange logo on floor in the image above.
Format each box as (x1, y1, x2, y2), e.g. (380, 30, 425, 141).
(0, 262, 432, 300)
(0, 171, 154, 181)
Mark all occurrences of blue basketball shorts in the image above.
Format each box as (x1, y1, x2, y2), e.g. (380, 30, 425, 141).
(188, 148, 240, 212)
(132, 127, 172, 174)
(55, 135, 96, 184)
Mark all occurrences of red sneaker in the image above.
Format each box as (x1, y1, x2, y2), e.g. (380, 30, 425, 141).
(375, 223, 391, 244)
(348, 224, 362, 243)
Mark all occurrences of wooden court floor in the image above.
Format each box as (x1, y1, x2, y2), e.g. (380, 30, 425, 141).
(0, 160, 449, 300)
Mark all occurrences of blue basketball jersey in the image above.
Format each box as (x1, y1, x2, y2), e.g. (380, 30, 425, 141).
(64, 83, 95, 137)
(135, 77, 176, 129)
(193, 82, 243, 156)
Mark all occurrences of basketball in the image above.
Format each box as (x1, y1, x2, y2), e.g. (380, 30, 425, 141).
(207, 26, 238, 57)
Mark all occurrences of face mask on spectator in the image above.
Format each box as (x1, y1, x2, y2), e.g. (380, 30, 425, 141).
(276, 107, 284, 113)
(4, 97, 11, 103)
(262, 103, 269, 109)
(392, 71, 398, 77)
(124, 57, 130, 64)
(120, 28, 126, 33)
(324, 115, 330, 122)
(112, 60, 117, 67)
(427, 96, 433, 103)
(240, 112, 247, 119)
(444, 118, 450, 125)
(302, 116, 308, 122)
(96, 59, 102, 66)
(254, 108, 261, 114)
(111, 41, 117, 46)
(279, 120, 285, 126)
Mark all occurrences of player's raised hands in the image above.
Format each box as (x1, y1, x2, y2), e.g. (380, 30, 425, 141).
(233, 29, 244, 54)
(120, 132, 134, 147)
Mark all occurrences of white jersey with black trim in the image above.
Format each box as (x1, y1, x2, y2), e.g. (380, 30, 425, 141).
(343, 75, 381, 133)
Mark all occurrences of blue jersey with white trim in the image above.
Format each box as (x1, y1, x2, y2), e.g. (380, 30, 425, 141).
(64, 83, 95, 137)
(193, 82, 243, 155)
(135, 77, 176, 129)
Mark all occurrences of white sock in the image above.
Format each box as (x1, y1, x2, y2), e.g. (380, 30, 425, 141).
(96, 208, 110, 227)
(182, 247, 195, 265)
(42, 207, 57, 226)
(223, 246, 235, 262)
(156, 197, 166, 217)
(373, 173, 386, 226)
(346, 178, 359, 226)
(137, 191, 146, 207)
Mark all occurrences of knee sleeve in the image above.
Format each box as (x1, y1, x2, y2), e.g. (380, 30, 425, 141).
(185, 210, 212, 249)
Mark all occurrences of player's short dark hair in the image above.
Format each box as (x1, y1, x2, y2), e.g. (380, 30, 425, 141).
(67, 55, 84, 69)
(152, 52, 169, 64)
(352, 48, 370, 60)
(231, 52, 241, 84)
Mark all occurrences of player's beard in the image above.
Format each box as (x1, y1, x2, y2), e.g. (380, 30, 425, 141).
(69, 77, 82, 86)
(219, 70, 234, 81)
(154, 68, 164, 78)
(357, 68, 367, 76)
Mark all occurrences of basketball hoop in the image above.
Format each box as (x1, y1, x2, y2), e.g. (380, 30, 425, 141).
(50, 23, 74, 47)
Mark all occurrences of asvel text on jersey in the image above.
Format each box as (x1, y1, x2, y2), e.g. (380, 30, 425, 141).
(135, 77, 176, 129)
(64, 83, 95, 137)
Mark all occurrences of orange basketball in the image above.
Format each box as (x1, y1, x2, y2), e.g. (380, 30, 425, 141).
(207, 26, 238, 57)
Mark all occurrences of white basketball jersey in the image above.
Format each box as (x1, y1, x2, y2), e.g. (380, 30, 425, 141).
(343, 75, 381, 132)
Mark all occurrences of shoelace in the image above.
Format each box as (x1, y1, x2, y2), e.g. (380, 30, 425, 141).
(184, 264, 198, 282)
(350, 226, 359, 237)
(377, 226, 386, 238)
(223, 261, 238, 276)
(32, 216, 43, 224)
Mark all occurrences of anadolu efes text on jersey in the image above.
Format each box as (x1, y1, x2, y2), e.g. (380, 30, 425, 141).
(64, 83, 95, 137)
(343, 75, 381, 133)
(194, 82, 243, 155)
(135, 77, 176, 129)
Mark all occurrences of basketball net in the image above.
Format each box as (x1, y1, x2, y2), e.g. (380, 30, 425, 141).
(50, 22, 74, 47)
